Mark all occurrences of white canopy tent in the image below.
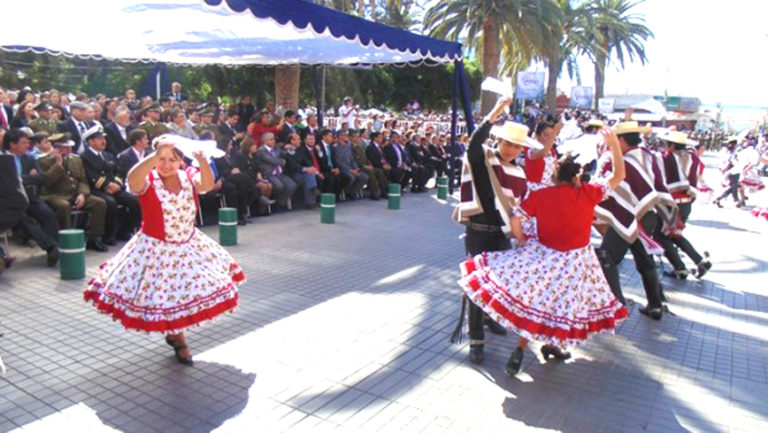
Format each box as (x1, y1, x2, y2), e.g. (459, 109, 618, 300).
(0, 0, 461, 66)
(0, 0, 473, 191)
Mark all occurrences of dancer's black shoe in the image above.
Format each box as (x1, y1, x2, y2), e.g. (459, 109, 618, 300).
(505, 347, 524, 377)
(468, 345, 484, 365)
(541, 344, 571, 361)
(639, 305, 663, 320)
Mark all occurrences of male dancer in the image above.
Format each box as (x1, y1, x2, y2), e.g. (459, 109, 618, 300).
(452, 97, 542, 363)
(594, 121, 676, 320)
(655, 131, 711, 279)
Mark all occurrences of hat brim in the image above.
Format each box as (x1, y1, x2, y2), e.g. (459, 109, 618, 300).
(54, 140, 75, 147)
(614, 125, 651, 135)
(490, 128, 544, 150)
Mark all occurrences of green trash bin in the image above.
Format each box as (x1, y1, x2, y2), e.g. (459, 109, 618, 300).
(388, 183, 401, 210)
(320, 193, 336, 224)
(437, 176, 449, 200)
(59, 229, 85, 280)
(218, 207, 238, 246)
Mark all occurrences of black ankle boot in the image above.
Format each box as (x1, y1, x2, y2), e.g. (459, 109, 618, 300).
(541, 344, 571, 361)
(505, 347, 524, 377)
(468, 345, 484, 365)
(639, 305, 663, 320)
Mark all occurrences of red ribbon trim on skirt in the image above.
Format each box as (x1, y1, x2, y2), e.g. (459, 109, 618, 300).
(462, 268, 628, 342)
(84, 291, 239, 333)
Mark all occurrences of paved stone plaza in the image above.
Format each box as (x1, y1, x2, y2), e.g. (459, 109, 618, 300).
(1, 156, 767, 433)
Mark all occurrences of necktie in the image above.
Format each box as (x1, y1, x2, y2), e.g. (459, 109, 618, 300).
(0, 107, 7, 129)
(326, 145, 333, 169)
(78, 122, 86, 135)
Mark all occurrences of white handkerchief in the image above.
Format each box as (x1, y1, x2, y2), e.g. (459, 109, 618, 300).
(154, 134, 225, 166)
(481, 76, 514, 98)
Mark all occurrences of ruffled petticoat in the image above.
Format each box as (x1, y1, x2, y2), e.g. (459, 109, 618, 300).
(459, 240, 627, 347)
(84, 230, 244, 333)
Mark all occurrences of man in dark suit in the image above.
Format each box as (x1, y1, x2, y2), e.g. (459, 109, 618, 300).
(316, 129, 348, 196)
(217, 107, 244, 150)
(277, 110, 299, 144)
(256, 132, 297, 208)
(236, 95, 255, 132)
(166, 82, 187, 103)
(301, 114, 321, 143)
(366, 132, 394, 190)
(104, 106, 133, 155)
(295, 133, 324, 207)
(116, 129, 149, 182)
(382, 132, 410, 188)
(214, 140, 256, 225)
(404, 134, 431, 192)
(80, 125, 140, 244)
(56, 101, 91, 153)
(0, 149, 29, 272)
(0, 86, 13, 130)
(3, 128, 60, 266)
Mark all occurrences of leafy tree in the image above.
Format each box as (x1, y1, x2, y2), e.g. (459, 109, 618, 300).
(424, 0, 561, 115)
(591, 0, 653, 105)
(539, 0, 604, 108)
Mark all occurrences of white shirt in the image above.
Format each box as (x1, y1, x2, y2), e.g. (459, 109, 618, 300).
(339, 105, 357, 128)
(132, 147, 145, 161)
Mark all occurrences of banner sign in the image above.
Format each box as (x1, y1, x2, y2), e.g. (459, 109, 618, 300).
(515, 71, 545, 100)
(570, 86, 594, 108)
(598, 97, 615, 114)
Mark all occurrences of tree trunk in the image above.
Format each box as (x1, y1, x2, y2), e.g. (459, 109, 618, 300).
(480, 17, 500, 116)
(358, 0, 364, 16)
(546, 57, 561, 111)
(593, 34, 608, 109)
(594, 57, 605, 110)
(370, 0, 376, 20)
(275, 65, 301, 110)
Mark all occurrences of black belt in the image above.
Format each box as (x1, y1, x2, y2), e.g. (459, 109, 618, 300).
(467, 222, 502, 233)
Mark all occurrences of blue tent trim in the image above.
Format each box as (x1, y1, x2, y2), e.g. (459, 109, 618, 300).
(206, 0, 463, 63)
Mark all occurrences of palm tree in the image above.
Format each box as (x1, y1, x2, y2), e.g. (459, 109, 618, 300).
(538, 0, 604, 109)
(380, 0, 420, 31)
(591, 0, 653, 105)
(424, 0, 561, 115)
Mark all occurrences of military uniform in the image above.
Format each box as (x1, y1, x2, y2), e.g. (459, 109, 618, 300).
(29, 118, 58, 135)
(194, 122, 220, 142)
(81, 125, 141, 242)
(352, 140, 386, 199)
(137, 120, 169, 142)
(38, 153, 107, 239)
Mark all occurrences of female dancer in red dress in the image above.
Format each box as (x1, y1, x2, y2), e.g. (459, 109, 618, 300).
(84, 138, 245, 365)
(459, 129, 629, 377)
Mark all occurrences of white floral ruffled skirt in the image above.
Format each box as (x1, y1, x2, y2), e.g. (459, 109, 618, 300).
(459, 240, 627, 347)
(84, 230, 244, 333)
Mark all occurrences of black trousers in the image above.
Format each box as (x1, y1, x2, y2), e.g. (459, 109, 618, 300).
(654, 202, 703, 271)
(222, 173, 256, 219)
(94, 190, 140, 240)
(15, 197, 59, 251)
(409, 164, 431, 190)
(389, 167, 410, 189)
(717, 173, 740, 202)
(464, 228, 511, 345)
(597, 212, 663, 309)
